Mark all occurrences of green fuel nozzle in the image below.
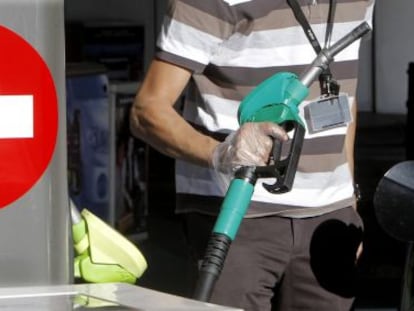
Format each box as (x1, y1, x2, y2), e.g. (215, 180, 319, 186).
(238, 21, 372, 193)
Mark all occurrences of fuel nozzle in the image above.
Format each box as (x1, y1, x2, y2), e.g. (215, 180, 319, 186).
(237, 21, 371, 193)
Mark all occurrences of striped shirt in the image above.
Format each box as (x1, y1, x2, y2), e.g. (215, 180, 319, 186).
(156, 0, 375, 217)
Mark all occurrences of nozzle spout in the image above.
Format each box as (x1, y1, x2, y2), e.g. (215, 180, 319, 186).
(300, 21, 371, 87)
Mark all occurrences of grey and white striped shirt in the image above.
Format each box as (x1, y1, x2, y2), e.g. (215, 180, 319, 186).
(156, 0, 375, 217)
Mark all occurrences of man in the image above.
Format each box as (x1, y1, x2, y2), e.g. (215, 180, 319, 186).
(130, 0, 375, 310)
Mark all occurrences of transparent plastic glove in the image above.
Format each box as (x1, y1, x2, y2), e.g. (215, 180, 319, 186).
(211, 122, 288, 192)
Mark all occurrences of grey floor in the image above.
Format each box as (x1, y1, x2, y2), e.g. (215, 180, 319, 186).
(129, 112, 409, 310)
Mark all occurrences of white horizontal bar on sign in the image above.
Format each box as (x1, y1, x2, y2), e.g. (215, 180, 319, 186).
(0, 95, 34, 138)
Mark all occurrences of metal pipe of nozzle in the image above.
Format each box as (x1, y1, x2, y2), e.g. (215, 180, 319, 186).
(300, 21, 372, 87)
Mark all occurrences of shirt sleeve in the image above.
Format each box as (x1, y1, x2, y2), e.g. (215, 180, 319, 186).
(156, 0, 236, 73)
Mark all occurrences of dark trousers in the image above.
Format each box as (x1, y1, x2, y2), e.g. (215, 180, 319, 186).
(184, 207, 363, 311)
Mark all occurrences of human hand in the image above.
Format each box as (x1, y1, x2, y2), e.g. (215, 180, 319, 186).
(211, 122, 288, 175)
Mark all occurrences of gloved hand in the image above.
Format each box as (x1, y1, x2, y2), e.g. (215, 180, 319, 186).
(211, 122, 288, 175)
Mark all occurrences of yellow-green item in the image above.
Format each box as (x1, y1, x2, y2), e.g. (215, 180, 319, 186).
(72, 206, 147, 284)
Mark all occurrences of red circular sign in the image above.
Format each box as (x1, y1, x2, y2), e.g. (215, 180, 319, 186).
(0, 26, 58, 208)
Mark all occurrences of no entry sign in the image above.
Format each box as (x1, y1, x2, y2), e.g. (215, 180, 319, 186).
(0, 26, 58, 208)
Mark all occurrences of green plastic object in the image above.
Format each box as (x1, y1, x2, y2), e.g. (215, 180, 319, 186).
(213, 178, 255, 241)
(238, 72, 309, 127)
(213, 73, 309, 242)
(72, 208, 147, 284)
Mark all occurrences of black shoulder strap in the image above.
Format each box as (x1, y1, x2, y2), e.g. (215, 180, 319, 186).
(287, 0, 322, 53)
(324, 0, 336, 48)
(286, 0, 339, 95)
(286, 0, 336, 53)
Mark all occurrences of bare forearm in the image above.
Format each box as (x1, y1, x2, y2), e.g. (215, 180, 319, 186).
(129, 59, 219, 168)
(130, 96, 219, 168)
